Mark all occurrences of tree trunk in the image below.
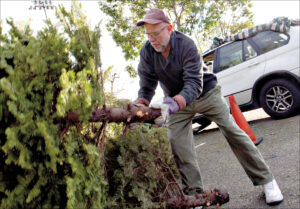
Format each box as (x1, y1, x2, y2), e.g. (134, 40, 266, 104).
(63, 104, 161, 124)
(165, 189, 229, 208)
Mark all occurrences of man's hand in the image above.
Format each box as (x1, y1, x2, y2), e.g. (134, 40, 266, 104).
(135, 98, 150, 106)
(163, 97, 180, 114)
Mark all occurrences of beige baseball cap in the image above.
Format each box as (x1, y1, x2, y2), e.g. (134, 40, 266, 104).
(136, 8, 170, 26)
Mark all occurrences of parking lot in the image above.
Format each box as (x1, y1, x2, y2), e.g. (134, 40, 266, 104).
(194, 109, 300, 208)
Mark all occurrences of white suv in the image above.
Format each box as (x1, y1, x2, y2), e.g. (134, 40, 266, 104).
(193, 25, 300, 133)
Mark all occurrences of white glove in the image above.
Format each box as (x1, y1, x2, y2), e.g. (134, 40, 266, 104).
(150, 98, 171, 127)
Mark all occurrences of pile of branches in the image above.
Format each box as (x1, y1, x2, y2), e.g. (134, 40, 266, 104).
(58, 104, 230, 208)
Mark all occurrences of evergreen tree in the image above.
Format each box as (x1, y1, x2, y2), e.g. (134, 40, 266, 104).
(0, 1, 177, 208)
(0, 2, 106, 208)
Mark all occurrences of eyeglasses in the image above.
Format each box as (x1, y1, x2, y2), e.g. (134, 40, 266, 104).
(145, 26, 168, 38)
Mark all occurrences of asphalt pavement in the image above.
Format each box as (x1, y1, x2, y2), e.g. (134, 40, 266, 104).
(193, 109, 300, 209)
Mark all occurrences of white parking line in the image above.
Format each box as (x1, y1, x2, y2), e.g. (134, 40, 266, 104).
(195, 143, 206, 149)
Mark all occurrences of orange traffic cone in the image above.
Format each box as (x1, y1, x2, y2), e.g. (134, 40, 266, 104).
(228, 95, 263, 146)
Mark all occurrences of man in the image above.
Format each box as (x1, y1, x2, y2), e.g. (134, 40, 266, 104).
(135, 8, 283, 206)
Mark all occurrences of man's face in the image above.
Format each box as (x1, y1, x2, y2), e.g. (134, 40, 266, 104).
(144, 23, 171, 53)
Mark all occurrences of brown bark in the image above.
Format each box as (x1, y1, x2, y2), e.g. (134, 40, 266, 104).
(165, 189, 229, 208)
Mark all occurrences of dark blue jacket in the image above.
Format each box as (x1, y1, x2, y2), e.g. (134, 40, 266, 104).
(138, 30, 217, 105)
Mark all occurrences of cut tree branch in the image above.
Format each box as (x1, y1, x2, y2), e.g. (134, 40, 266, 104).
(61, 104, 161, 125)
(165, 189, 229, 208)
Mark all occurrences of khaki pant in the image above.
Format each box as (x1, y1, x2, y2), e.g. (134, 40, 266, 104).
(167, 85, 273, 190)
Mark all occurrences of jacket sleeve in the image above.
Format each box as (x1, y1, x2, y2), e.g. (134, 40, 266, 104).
(179, 42, 203, 105)
(137, 48, 158, 103)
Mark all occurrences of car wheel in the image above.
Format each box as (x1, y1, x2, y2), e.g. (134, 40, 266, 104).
(259, 79, 300, 119)
(192, 116, 212, 134)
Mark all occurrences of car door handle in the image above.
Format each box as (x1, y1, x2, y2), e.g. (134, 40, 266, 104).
(248, 62, 259, 67)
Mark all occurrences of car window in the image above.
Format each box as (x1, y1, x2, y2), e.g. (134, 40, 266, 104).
(203, 52, 214, 73)
(252, 31, 289, 53)
(219, 41, 243, 71)
(244, 40, 257, 61)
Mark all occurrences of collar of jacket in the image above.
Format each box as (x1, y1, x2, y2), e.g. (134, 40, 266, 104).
(169, 31, 176, 57)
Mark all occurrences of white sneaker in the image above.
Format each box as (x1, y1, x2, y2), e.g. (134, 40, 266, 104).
(263, 179, 283, 205)
(189, 207, 202, 209)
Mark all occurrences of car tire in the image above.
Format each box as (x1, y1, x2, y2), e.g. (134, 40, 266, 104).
(192, 116, 212, 134)
(259, 78, 300, 119)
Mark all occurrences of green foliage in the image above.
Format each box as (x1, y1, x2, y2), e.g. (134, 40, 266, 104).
(105, 125, 177, 209)
(100, 0, 254, 58)
(1, 2, 179, 208)
(0, 1, 106, 208)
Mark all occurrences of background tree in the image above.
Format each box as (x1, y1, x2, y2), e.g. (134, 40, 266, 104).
(100, 0, 253, 67)
(194, 0, 254, 51)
